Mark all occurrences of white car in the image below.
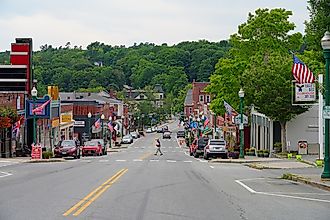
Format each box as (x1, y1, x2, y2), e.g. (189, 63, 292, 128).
(146, 128, 152, 133)
(121, 134, 133, 144)
(204, 139, 227, 160)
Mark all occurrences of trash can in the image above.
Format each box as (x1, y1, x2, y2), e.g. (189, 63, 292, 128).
(298, 140, 308, 155)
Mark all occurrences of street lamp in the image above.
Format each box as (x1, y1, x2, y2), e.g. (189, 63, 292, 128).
(101, 114, 105, 140)
(321, 31, 330, 179)
(238, 88, 245, 159)
(31, 86, 38, 144)
(87, 112, 92, 140)
(109, 116, 112, 148)
(121, 115, 125, 138)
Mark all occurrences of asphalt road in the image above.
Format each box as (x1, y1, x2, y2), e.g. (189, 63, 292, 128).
(0, 121, 329, 220)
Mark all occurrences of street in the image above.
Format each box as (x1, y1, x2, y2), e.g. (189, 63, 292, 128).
(0, 122, 329, 220)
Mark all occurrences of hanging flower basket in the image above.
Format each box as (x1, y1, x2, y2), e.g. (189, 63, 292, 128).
(0, 117, 12, 128)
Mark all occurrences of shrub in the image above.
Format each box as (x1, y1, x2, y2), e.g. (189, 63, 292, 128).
(42, 151, 53, 159)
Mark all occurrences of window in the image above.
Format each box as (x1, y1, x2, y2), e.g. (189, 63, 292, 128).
(206, 95, 210, 103)
(189, 107, 192, 114)
(199, 95, 204, 102)
(160, 94, 163, 99)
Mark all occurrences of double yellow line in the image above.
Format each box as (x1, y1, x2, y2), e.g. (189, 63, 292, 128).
(63, 168, 128, 217)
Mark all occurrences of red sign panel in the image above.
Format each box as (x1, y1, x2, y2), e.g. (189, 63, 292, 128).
(31, 144, 42, 159)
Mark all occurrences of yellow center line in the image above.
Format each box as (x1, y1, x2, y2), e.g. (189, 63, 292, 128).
(63, 168, 127, 216)
(139, 152, 152, 160)
(73, 169, 128, 216)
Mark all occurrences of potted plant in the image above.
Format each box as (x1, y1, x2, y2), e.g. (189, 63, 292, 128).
(287, 153, 293, 159)
(227, 146, 239, 159)
(257, 150, 263, 157)
(263, 150, 269, 157)
(295, 154, 302, 161)
(249, 148, 256, 156)
(315, 159, 323, 167)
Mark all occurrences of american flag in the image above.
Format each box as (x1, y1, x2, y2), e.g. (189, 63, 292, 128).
(224, 101, 234, 117)
(204, 116, 209, 127)
(12, 117, 23, 138)
(94, 118, 101, 129)
(108, 121, 114, 132)
(292, 55, 315, 84)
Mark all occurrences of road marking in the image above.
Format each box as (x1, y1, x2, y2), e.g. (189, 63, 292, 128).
(0, 171, 12, 178)
(133, 159, 143, 162)
(166, 160, 176, 163)
(235, 178, 330, 204)
(116, 160, 127, 162)
(99, 160, 109, 162)
(150, 159, 159, 162)
(210, 166, 214, 169)
(183, 161, 192, 163)
(63, 168, 128, 216)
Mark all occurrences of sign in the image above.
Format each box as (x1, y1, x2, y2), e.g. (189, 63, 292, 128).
(74, 121, 85, 127)
(31, 144, 42, 159)
(25, 96, 51, 119)
(234, 114, 248, 125)
(61, 114, 72, 123)
(295, 83, 316, 102)
(52, 118, 60, 128)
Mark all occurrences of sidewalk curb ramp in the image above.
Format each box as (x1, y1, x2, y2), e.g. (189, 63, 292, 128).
(282, 173, 330, 192)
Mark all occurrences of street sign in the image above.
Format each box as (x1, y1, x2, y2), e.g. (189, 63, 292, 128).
(74, 121, 85, 127)
(323, 106, 330, 119)
(234, 114, 248, 125)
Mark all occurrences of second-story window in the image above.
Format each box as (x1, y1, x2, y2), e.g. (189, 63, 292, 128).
(199, 95, 204, 102)
(189, 107, 192, 114)
(206, 95, 210, 103)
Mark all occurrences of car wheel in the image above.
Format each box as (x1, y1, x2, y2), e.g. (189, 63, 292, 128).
(193, 151, 198, 158)
(77, 150, 81, 159)
(189, 150, 193, 156)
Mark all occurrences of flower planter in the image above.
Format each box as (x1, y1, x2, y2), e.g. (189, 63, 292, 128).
(228, 152, 239, 159)
(287, 153, 293, 159)
(263, 153, 269, 158)
(316, 159, 324, 167)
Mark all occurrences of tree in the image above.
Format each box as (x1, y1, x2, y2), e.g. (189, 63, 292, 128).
(206, 8, 306, 152)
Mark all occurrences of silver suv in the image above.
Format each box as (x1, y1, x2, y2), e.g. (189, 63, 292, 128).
(203, 139, 227, 159)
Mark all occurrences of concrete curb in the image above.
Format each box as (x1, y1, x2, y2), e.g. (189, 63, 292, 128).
(25, 158, 66, 163)
(282, 173, 330, 192)
(209, 158, 282, 164)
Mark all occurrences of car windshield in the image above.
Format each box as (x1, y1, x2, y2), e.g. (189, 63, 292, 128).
(85, 141, 98, 146)
(210, 140, 226, 145)
(60, 140, 75, 148)
(198, 138, 208, 147)
(92, 139, 104, 145)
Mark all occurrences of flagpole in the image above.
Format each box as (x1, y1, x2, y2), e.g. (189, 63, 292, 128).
(319, 74, 324, 160)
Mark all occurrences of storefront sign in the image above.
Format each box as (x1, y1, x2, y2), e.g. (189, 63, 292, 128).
(295, 83, 316, 102)
(61, 114, 72, 123)
(52, 118, 60, 128)
(74, 121, 85, 127)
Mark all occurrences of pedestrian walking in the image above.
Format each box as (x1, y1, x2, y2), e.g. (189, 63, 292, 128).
(154, 138, 163, 156)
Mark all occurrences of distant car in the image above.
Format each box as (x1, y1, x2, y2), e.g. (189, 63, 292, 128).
(82, 140, 103, 156)
(204, 139, 227, 160)
(54, 140, 80, 159)
(152, 127, 156, 132)
(131, 131, 140, 139)
(91, 139, 107, 155)
(163, 131, 171, 139)
(122, 134, 133, 144)
(176, 130, 185, 138)
(156, 127, 164, 133)
(146, 128, 152, 133)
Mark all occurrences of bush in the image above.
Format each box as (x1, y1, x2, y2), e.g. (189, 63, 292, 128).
(273, 142, 282, 153)
(42, 151, 53, 159)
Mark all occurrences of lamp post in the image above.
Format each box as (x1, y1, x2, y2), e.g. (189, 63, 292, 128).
(321, 31, 330, 179)
(31, 86, 38, 144)
(109, 116, 112, 148)
(101, 114, 105, 140)
(238, 88, 245, 159)
(121, 115, 125, 138)
(87, 112, 92, 140)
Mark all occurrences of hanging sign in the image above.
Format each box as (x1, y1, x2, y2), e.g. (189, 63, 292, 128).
(295, 83, 316, 102)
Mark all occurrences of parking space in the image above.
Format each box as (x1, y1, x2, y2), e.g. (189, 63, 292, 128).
(236, 177, 330, 203)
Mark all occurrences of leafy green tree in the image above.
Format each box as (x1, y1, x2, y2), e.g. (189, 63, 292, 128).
(207, 8, 306, 152)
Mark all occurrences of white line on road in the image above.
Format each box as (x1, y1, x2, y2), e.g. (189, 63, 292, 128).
(183, 161, 192, 163)
(133, 159, 143, 162)
(150, 159, 159, 162)
(0, 171, 13, 178)
(166, 160, 176, 163)
(210, 166, 214, 169)
(235, 180, 257, 193)
(116, 160, 127, 162)
(99, 160, 109, 162)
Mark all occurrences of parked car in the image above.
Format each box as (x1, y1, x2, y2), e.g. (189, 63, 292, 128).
(204, 139, 227, 160)
(156, 127, 164, 133)
(82, 140, 103, 156)
(176, 130, 185, 138)
(131, 131, 140, 139)
(54, 140, 80, 159)
(146, 128, 152, 133)
(163, 131, 171, 139)
(152, 127, 157, 132)
(122, 134, 133, 144)
(91, 139, 107, 155)
(190, 137, 209, 158)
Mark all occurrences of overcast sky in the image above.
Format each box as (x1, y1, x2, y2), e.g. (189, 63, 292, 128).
(0, 0, 309, 51)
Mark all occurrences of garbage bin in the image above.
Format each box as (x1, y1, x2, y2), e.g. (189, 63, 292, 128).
(298, 140, 308, 155)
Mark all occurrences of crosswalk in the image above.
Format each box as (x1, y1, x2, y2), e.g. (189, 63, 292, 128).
(78, 158, 208, 164)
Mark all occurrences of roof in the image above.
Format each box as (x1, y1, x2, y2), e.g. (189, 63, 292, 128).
(59, 91, 122, 104)
(184, 89, 193, 106)
(154, 84, 164, 93)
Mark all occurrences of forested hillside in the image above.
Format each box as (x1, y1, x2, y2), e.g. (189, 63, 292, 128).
(0, 40, 229, 97)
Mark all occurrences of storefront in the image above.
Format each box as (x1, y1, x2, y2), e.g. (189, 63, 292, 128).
(60, 112, 74, 140)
